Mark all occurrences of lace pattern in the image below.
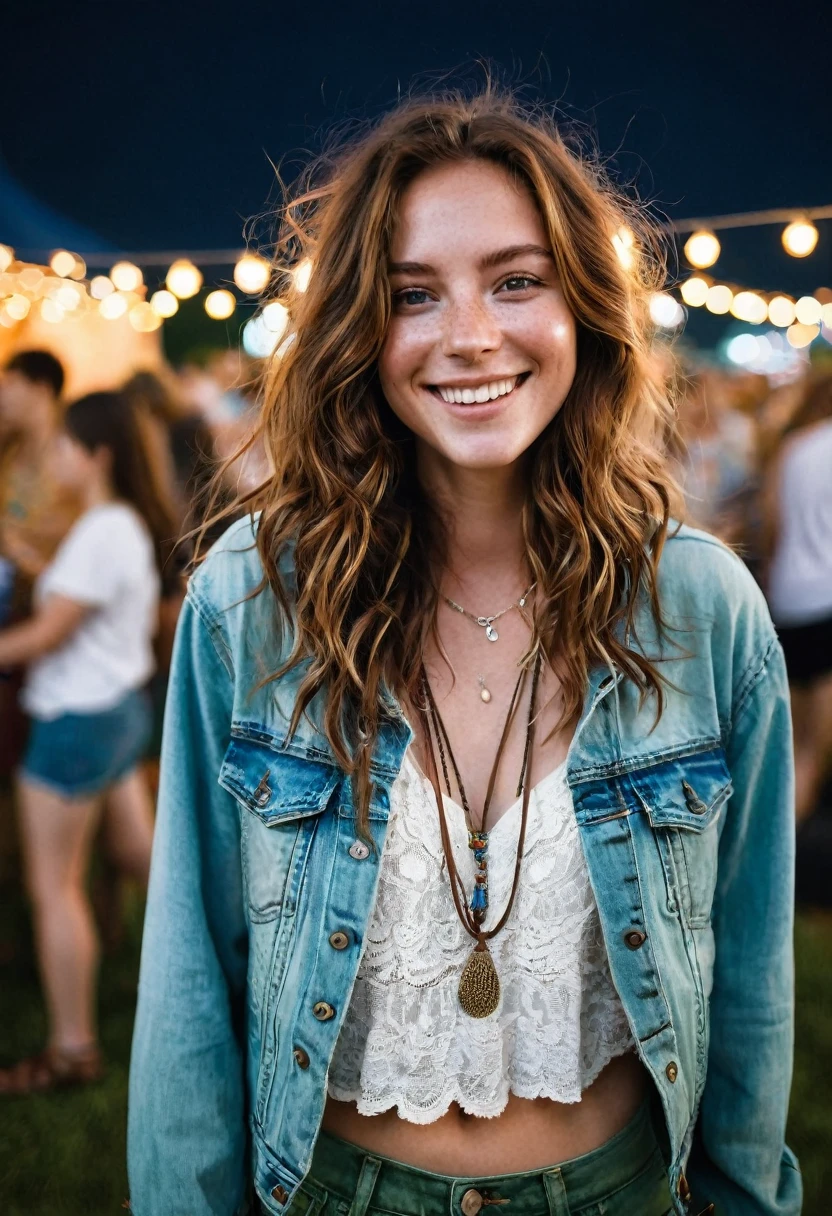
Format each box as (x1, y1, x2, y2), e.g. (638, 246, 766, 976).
(327, 751, 634, 1123)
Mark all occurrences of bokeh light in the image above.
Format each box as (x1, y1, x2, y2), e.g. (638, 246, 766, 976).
(0, 245, 14, 272)
(680, 277, 709, 307)
(684, 230, 721, 269)
(204, 289, 237, 319)
(150, 290, 179, 318)
(705, 284, 733, 314)
(612, 225, 636, 271)
(794, 296, 822, 325)
(786, 322, 819, 348)
(4, 294, 30, 321)
(293, 258, 313, 293)
(233, 253, 271, 295)
(166, 259, 203, 299)
(99, 292, 129, 320)
(90, 275, 115, 299)
(129, 302, 162, 332)
(262, 301, 289, 337)
(110, 261, 144, 292)
(19, 268, 44, 292)
(730, 291, 768, 324)
(50, 249, 78, 278)
(649, 292, 684, 329)
(767, 296, 796, 327)
(782, 220, 819, 258)
(40, 298, 65, 324)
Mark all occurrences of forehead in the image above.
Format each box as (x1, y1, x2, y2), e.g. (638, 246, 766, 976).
(390, 159, 547, 261)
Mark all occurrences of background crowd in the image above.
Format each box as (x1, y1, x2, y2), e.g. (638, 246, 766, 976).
(0, 341, 830, 1202)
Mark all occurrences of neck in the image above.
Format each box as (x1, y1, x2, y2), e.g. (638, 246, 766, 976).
(82, 481, 116, 511)
(20, 406, 56, 456)
(417, 447, 529, 596)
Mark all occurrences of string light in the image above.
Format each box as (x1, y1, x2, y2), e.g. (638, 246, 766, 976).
(0, 244, 14, 272)
(787, 323, 819, 349)
(233, 253, 270, 294)
(166, 259, 202, 299)
(129, 302, 162, 332)
(680, 277, 710, 307)
(782, 220, 819, 258)
(730, 291, 767, 324)
(5, 295, 30, 321)
(40, 298, 65, 324)
(19, 268, 44, 292)
(99, 292, 129, 320)
(684, 230, 721, 270)
(705, 284, 733, 314)
(204, 289, 236, 319)
(767, 296, 796, 327)
(90, 275, 115, 299)
(68, 255, 87, 281)
(262, 300, 289, 337)
(612, 225, 636, 271)
(649, 292, 684, 329)
(150, 290, 179, 318)
(110, 261, 143, 292)
(293, 258, 313, 293)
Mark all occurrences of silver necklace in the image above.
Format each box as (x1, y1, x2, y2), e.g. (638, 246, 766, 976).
(442, 581, 536, 643)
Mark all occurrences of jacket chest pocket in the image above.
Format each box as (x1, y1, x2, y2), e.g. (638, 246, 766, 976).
(631, 747, 732, 929)
(219, 736, 341, 922)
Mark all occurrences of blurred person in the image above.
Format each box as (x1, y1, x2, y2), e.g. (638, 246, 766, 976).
(675, 368, 756, 544)
(763, 373, 832, 822)
(130, 91, 799, 1216)
(0, 391, 176, 1095)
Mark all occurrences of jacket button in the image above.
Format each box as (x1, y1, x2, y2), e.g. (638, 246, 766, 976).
(329, 930, 349, 950)
(292, 1046, 310, 1069)
(271, 1184, 289, 1204)
(312, 1001, 336, 1021)
(623, 929, 647, 949)
(678, 1173, 691, 1201)
(460, 1190, 484, 1216)
(348, 840, 370, 860)
(666, 1061, 678, 1083)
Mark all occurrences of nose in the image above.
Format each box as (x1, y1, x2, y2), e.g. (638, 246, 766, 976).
(441, 292, 501, 361)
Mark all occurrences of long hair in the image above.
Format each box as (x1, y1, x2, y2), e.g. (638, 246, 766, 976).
(65, 391, 180, 581)
(202, 85, 683, 837)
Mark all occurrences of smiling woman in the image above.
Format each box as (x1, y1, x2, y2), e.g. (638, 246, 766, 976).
(128, 84, 801, 1216)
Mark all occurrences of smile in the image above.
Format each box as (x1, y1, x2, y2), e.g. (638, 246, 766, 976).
(429, 373, 530, 404)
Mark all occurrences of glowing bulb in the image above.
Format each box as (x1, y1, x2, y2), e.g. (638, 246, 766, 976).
(5, 294, 30, 321)
(19, 267, 44, 292)
(680, 277, 709, 307)
(782, 220, 819, 258)
(262, 300, 289, 336)
(150, 290, 179, 318)
(649, 292, 684, 329)
(129, 302, 162, 332)
(612, 225, 636, 271)
(204, 289, 237, 320)
(69, 256, 87, 281)
(730, 291, 768, 324)
(684, 230, 721, 270)
(110, 261, 143, 291)
(166, 259, 202, 299)
(767, 296, 796, 327)
(293, 258, 313, 293)
(233, 253, 271, 295)
(726, 334, 759, 365)
(40, 298, 65, 324)
(705, 284, 733, 315)
(0, 244, 14, 272)
(90, 275, 115, 299)
(52, 282, 84, 311)
(99, 291, 129, 320)
(50, 249, 77, 278)
(787, 322, 819, 348)
(794, 296, 822, 325)
(242, 315, 280, 358)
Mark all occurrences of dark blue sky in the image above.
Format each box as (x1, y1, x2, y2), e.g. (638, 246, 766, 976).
(3, 0, 831, 303)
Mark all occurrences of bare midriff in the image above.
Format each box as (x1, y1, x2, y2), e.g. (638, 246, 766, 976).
(321, 1052, 649, 1175)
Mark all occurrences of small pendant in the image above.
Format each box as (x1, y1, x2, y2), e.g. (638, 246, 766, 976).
(458, 943, 501, 1017)
(485, 623, 498, 642)
(477, 674, 492, 703)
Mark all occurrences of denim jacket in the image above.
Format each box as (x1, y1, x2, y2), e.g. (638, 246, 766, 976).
(128, 516, 801, 1216)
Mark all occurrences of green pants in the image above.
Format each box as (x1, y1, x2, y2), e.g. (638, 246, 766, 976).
(286, 1101, 674, 1215)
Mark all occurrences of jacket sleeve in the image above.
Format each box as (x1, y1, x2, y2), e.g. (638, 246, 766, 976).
(688, 633, 802, 1214)
(128, 593, 250, 1216)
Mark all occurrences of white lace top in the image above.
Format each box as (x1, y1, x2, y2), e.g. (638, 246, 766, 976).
(327, 749, 634, 1123)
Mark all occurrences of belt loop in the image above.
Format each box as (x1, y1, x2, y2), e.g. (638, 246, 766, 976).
(541, 1169, 571, 1216)
(347, 1154, 382, 1216)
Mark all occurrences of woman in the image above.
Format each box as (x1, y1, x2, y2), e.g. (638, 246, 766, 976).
(0, 391, 175, 1093)
(129, 91, 801, 1216)
(763, 372, 832, 821)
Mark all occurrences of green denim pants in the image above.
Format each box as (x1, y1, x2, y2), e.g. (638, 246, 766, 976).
(285, 1101, 674, 1216)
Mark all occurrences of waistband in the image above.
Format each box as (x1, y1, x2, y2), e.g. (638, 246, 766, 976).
(308, 1100, 662, 1216)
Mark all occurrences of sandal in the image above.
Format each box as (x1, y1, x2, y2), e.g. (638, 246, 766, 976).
(0, 1043, 104, 1096)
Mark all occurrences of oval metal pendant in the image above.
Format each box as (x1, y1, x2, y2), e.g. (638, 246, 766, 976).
(485, 623, 498, 642)
(458, 946, 501, 1017)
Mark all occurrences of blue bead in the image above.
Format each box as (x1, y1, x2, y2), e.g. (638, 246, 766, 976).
(470, 886, 487, 912)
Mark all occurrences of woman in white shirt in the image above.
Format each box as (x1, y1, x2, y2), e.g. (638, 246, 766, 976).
(0, 390, 176, 1093)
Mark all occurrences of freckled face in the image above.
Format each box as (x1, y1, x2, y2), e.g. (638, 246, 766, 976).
(378, 159, 577, 471)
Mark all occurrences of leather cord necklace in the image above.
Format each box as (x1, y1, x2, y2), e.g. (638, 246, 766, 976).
(418, 648, 542, 1018)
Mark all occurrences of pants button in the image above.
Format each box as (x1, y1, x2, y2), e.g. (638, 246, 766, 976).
(460, 1189, 484, 1216)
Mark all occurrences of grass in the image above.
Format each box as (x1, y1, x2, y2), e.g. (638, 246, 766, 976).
(0, 892, 830, 1213)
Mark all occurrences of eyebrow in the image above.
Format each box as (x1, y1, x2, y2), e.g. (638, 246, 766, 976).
(388, 243, 554, 276)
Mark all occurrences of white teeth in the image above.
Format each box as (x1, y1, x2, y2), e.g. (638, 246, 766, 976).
(436, 376, 520, 405)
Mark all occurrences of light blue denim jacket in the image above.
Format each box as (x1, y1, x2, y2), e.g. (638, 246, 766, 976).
(128, 516, 801, 1216)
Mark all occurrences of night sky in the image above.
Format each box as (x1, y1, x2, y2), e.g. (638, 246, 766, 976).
(3, 1, 832, 319)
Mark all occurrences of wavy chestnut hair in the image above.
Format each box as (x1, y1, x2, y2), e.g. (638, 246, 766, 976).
(204, 85, 683, 837)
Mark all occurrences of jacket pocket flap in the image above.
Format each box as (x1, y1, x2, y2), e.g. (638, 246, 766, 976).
(219, 736, 341, 824)
(632, 747, 733, 832)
